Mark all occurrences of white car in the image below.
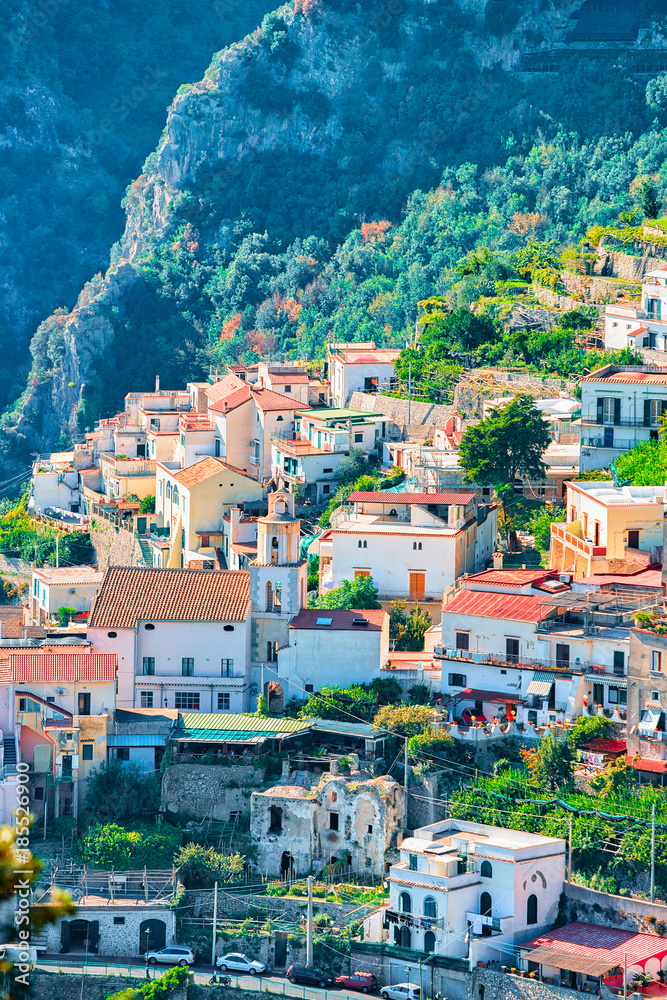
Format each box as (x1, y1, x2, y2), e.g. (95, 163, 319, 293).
(380, 985, 421, 1000)
(216, 952, 266, 974)
(146, 946, 195, 967)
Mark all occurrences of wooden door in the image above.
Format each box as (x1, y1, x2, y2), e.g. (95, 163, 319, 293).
(409, 572, 425, 601)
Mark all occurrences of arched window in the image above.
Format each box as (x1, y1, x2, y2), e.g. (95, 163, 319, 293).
(480, 892, 492, 916)
(481, 860, 493, 879)
(358, 540, 363, 548)
(527, 894, 538, 925)
(418, 541, 422, 550)
(172, 486, 179, 505)
(424, 930, 435, 954)
(394, 925, 411, 948)
(266, 581, 273, 612)
(398, 891, 412, 914)
(277, 415, 284, 422)
(423, 896, 437, 918)
(274, 583, 282, 612)
(166, 482, 172, 500)
(413, 542, 417, 550)
(389, 508, 397, 517)
(267, 641, 278, 663)
(363, 540, 367, 548)
(271, 537, 279, 549)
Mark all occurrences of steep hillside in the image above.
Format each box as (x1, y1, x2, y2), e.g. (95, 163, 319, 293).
(4, 0, 667, 468)
(0, 0, 274, 413)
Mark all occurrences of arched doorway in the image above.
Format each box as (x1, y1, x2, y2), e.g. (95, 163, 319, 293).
(480, 891, 492, 937)
(61, 919, 99, 954)
(424, 930, 435, 954)
(140, 918, 166, 956)
(266, 680, 284, 714)
(281, 851, 294, 880)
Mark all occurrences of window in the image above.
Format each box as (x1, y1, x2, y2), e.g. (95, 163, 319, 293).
(652, 650, 663, 673)
(224, 625, 234, 632)
(158, 480, 163, 496)
(394, 926, 411, 948)
(305, 684, 314, 693)
(355, 570, 371, 580)
(107, 631, 117, 638)
(82, 744, 93, 761)
(448, 673, 466, 687)
(172, 485, 179, 505)
(284, 385, 291, 393)
(424, 896, 437, 918)
(480, 891, 492, 916)
(481, 860, 493, 878)
(141, 691, 153, 708)
(527, 894, 538, 925)
(116, 748, 130, 761)
(408, 854, 418, 872)
(269, 806, 283, 833)
(145, 623, 155, 631)
(218, 693, 230, 711)
(367, 824, 373, 834)
(597, 397, 620, 425)
(322, 485, 330, 494)
(455, 633, 469, 651)
(78, 692, 91, 716)
(399, 891, 412, 913)
(354, 433, 363, 442)
(424, 931, 435, 954)
(182, 657, 195, 677)
(114, 917, 125, 925)
(166, 482, 172, 500)
(221, 659, 234, 677)
(267, 641, 278, 662)
(323, 468, 333, 473)
(613, 651, 625, 676)
(506, 638, 520, 664)
(142, 657, 155, 676)
(33, 578, 39, 596)
(34, 787, 44, 800)
(175, 691, 200, 710)
(412, 541, 422, 550)
(329, 812, 339, 831)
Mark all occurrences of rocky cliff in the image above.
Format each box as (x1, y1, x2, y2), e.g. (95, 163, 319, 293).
(4, 0, 664, 469)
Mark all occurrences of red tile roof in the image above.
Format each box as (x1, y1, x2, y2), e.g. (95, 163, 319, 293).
(251, 387, 306, 412)
(583, 368, 667, 385)
(205, 373, 247, 405)
(208, 384, 252, 414)
(347, 491, 477, 505)
(288, 609, 387, 631)
(585, 738, 627, 755)
(170, 456, 257, 489)
(576, 569, 663, 589)
(523, 921, 667, 972)
(88, 567, 250, 629)
(10, 653, 117, 683)
(442, 590, 547, 623)
(629, 756, 667, 774)
(465, 569, 556, 588)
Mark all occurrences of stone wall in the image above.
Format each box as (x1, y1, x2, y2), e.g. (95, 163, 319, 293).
(453, 371, 571, 420)
(90, 519, 146, 569)
(561, 270, 640, 303)
(161, 763, 260, 821)
(31, 972, 187, 1000)
(348, 391, 452, 432)
(597, 245, 667, 282)
(212, 890, 374, 925)
(564, 881, 667, 934)
(470, 968, 581, 1000)
(532, 285, 583, 312)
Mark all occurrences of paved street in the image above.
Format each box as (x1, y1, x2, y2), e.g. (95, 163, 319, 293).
(35, 958, 376, 1000)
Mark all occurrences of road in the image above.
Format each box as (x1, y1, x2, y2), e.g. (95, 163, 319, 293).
(35, 958, 376, 1000)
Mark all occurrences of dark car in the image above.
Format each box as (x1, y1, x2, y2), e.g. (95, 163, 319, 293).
(335, 972, 379, 993)
(286, 964, 334, 988)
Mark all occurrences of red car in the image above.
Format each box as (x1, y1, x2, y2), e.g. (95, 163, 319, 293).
(461, 707, 486, 726)
(335, 972, 379, 993)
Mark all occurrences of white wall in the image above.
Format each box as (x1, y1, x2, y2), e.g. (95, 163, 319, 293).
(330, 531, 458, 598)
(32, 471, 80, 512)
(276, 622, 389, 699)
(36, 580, 101, 616)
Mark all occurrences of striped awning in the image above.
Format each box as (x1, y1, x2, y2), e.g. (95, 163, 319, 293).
(585, 674, 627, 689)
(523, 946, 618, 977)
(526, 671, 554, 697)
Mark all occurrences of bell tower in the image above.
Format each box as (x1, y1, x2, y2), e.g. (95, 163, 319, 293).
(249, 490, 308, 711)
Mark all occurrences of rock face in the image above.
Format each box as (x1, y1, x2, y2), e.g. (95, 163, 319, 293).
(3, 0, 657, 467)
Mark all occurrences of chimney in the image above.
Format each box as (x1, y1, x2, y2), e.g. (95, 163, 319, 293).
(155, 375, 160, 392)
(493, 551, 504, 570)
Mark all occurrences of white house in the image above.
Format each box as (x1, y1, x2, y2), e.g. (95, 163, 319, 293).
(88, 567, 252, 713)
(604, 269, 667, 351)
(29, 452, 83, 513)
(363, 818, 565, 984)
(314, 491, 497, 601)
(328, 342, 401, 408)
(579, 365, 667, 471)
(30, 566, 104, 625)
(274, 608, 390, 702)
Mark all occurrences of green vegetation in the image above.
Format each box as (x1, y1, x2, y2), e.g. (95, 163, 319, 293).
(174, 844, 245, 889)
(106, 966, 190, 1000)
(388, 600, 433, 652)
(319, 467, 405, 527)
(78, 823, 182, 869)
(298, 678, 402, 723)
(308, 574, 381, 610)
(615, 436, 667, 485)
(83, 758, 161, 824)
(0, 496, 94, 566)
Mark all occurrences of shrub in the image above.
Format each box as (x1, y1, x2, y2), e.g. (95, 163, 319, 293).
(174, 844, 245, 888)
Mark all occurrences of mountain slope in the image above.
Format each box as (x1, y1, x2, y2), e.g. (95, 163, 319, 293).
(4, 0, 666, 467)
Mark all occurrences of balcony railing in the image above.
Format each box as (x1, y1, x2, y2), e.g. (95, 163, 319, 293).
(580, 411, 662, 429)
(435, 646, 591, 672)
(385, 909, 444, 929)
(581, 436, 638, 451)
(551, 522, 606, 558)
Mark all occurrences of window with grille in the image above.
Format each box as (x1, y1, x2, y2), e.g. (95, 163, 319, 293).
(218, 693, 230, 711)
(141, 691, 153, 708)
(175, 691, 200, 709)
(142, 657, 155, 676)
(221, 659, 234, 677)
(182, 657, 195, 676)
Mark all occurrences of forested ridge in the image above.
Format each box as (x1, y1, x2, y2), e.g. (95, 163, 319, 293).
(5, 0, 667, 461)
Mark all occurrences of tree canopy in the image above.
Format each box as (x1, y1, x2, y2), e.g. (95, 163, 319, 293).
(308, 574, 381, 609)
(459, 394, 551, 487)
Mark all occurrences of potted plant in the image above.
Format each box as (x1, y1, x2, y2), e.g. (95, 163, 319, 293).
(632, 971, 653, 991)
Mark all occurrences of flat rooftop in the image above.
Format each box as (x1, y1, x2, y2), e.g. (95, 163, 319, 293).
(407, 818, 565, 853)
(568, 481, 667, 507)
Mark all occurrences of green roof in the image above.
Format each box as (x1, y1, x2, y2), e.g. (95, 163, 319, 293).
(171, 712, 313, 743)
(296, 408, 378, 421)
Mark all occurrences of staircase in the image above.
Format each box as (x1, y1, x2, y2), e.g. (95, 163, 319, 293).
(3, 736, 18, 776)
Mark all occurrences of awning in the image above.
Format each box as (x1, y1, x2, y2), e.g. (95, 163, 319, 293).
(638, 707, 663, 735)
(456, 688, 521, 705)
(523, 946, 618, 977)
(526, 672, 554, 697)
(585, 674, 627, 688)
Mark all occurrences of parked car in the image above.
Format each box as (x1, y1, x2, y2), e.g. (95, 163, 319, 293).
(145, 946, 195, 967)
(335, 971, 379, 992)
(286, 964, 334, 987)
(216, 952, 266, 974)
(380, 985, 420, 1000)
(461, 707, 486, 726)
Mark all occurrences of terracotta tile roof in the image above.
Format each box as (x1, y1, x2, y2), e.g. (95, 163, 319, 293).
(170, 456, 256, 489)
(208, 384, 252, 414)
(576, 569, 663, 589)
(582, 367, 667, 385)
(585, 738, 627, 754)
(465, 569, 556, 588)
(442, 590, 547, 624)
(205, 373, 247, 405)
(251, 387, 306, 412)
(10, 653, 117, 683)
(231, 541, 257, 556)
(288, 609, 387, 631)
(629, 756, 667, 773)
(88, 567, 250, 629)
(0, 658, 10, 683)
(347, 491, 477, 504)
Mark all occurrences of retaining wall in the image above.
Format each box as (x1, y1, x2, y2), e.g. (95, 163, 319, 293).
(90, 519, 146, 569)
(161, 763, 259, 822)
(31, 971, 188, 1000)
(564, 881, 667, 934)
(348, 392, 452, 431)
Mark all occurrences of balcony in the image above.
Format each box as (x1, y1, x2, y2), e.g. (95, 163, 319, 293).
(580, 436, 638, 451)
(466, 911, 503, 935)
(435, 646, 590, 672)
(580, 411, 663, 429)
(385, 909, 444, 929)
(550, 522, 606, 558)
